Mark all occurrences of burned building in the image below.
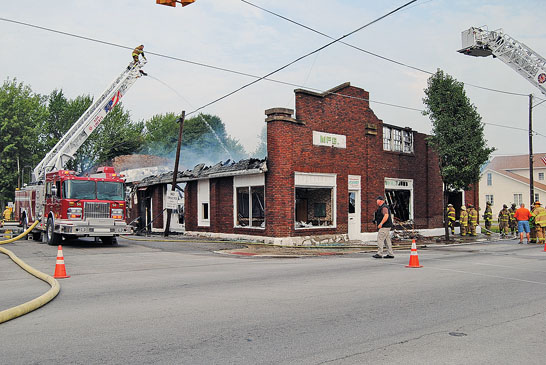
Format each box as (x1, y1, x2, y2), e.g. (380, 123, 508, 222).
(132, 83, 478, 244)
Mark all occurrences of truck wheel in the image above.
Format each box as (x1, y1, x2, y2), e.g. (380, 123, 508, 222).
(46, 217, 61, 246)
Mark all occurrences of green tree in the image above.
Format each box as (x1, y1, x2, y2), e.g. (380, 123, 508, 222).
(141, 113, 247, 167)
(423, 69, 494, 239)
(0, 78, 48, 202)
(85, 104, 145, 169)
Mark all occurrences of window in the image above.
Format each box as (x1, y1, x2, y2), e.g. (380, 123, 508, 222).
(295, 188, 334, 227)
(197, 179, 210, 227)
(234, 174, 265, 229)
(383, 127, 391, 151)
(535, 193, 540, 203)
(294, 172, 336, 229)
(382, 126, 413, 153)
(487, 173, 492, 186)
(384, 178, 414, 221)
(539, 172, 544, 181)
(348, 191, 356, 214)
(392, 129, 402, 152)
(485, 195, 494, 205)
(236, 186, 264, 228)
(403, 130, 413, 153)
(514, 194, 523, 206)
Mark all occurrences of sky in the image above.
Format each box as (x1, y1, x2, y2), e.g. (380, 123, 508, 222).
(1, 0, 546, 159)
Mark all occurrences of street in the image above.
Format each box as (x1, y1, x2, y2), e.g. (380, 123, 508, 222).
(1, 237, 546, 364)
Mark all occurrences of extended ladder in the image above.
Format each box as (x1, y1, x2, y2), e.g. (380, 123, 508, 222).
(458, 27, 546, 96)
(32, 61, 147, 181)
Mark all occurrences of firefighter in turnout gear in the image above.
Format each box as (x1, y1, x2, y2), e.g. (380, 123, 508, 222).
(498, 204, 510, 237)
(132, 45, 146, 64)
(483, 201, 492, 235)
(447, 203, 456, 234)
(532, 201, 546, 244)
(508, 203, 517, 236)
(460, 205, 468, 236)
(468, 204, 478, 236)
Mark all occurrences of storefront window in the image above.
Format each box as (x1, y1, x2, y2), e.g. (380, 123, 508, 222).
(295, 187, 334, 228)
(236, 186, 265, 228)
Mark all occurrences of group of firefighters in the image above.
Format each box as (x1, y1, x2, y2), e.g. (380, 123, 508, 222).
(446, 201, 546, 243)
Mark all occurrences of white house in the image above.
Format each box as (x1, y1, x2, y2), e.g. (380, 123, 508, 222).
(480, 154, 546, 216)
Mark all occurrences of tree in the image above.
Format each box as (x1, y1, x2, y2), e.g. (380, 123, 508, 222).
(0, 78, 47, 203)
(423, 69, 495, 240)
(141, 113, 247, 168)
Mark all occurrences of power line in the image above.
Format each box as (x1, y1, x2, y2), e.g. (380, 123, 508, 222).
(0, 16, 422, 113)
(240, 0, 537, 99)
(186, 0, 419, 115)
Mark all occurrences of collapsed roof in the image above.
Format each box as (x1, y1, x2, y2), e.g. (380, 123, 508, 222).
(136, 158, 268, 187)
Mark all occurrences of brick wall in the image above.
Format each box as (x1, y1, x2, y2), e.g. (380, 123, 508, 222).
(183, 83, 467, 238)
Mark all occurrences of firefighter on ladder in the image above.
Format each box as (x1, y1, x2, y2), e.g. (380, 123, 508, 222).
(132, 45, 146, 64)
(446, 203, 456, 235)
(460, 205, 468, 236)
(483, 201, 492, 236)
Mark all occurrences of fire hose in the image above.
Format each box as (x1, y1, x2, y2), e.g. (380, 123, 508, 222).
(0, 220, 60, 324)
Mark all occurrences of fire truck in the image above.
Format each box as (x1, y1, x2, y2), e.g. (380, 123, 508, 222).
(14, 61, 147, 244)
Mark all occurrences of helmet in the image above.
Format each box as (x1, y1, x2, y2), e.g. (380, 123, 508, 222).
(486, 201, 491, 205)
(534, 201, 542, 205)
(503, 204, 507, 208)
(447, 203, 453, 207)
(461, 206, 466, 210)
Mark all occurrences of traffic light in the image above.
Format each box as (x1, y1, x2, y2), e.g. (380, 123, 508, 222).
(155, 0, 195, 7)
(156, 0, 176, 6)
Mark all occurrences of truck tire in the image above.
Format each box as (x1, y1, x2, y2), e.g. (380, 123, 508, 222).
(46, 216, 61, 246)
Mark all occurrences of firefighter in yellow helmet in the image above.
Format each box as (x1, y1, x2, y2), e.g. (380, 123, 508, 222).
(467, 204, 478, 236)
(459, 205, 468, 236)
(532, 201, 546, 244)
(446, 203, 456, 235)
(132, 45, 146, 64)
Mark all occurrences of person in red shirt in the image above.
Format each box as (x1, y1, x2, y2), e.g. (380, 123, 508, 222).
(514, 203, 533, 244)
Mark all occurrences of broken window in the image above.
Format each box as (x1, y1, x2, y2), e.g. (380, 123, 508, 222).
(295, 187, 334, 228)
(383, 125, 413, 154)
(236, 186, 265, 228)
(385, 189, 411, 222)
(384, 178, 414, 223)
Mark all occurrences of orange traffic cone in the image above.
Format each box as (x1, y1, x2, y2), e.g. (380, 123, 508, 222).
(543, 241, 546, 252)
(53, 245, 70, 279)
(406, 240, 423, 268)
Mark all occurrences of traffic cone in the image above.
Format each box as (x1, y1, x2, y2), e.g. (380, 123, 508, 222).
(543, 241, 546, 252)
(53, 245, 70, 279)
(406, 240, 423, 268)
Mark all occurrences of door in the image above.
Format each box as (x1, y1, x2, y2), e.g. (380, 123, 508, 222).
(348, 190, 361, 240)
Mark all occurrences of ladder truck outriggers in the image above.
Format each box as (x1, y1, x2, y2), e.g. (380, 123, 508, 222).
(14, 61, 147, 245)
(458, 26, 546, 97)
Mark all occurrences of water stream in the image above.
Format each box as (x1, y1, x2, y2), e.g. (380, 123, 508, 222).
(148, 75, 234, 160)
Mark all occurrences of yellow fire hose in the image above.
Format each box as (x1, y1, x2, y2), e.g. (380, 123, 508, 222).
(0, 220, 60, 324)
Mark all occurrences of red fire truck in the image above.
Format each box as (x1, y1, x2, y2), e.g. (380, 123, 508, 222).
(14, 61, 147, 244)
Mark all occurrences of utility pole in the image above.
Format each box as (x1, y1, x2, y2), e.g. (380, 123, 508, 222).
(164, 111, 185, 237)
(529, 94, 534, 205)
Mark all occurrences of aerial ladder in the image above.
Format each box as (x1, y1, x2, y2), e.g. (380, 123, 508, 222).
(458, 26, 546, 97)
(32, 60, 148, 181)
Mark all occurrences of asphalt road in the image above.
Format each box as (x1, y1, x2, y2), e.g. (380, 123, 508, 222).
(1, 236, 546, 364)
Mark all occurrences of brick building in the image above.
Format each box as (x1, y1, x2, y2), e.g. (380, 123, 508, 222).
(132, 82, 479, 244)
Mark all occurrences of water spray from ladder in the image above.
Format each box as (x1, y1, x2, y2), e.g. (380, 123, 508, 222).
(148, 75, 234, 160)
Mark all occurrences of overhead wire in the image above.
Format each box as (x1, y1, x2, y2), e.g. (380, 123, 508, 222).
(240, 0, 539, 99)
(1, 7, 544, 135)
(184, 0, 420, 116)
